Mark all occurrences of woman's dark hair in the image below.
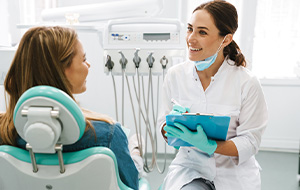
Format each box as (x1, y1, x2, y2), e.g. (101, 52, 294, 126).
(194, 0, 246, 67)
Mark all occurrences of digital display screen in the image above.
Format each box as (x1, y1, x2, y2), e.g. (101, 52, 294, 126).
(143, 33, 170, 41)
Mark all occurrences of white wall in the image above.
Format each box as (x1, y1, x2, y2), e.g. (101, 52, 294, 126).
(0, 0, 21, 47)
(260, 79, 300, 152)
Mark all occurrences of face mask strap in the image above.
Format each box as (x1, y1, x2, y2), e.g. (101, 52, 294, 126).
(216, 35, 227, 53)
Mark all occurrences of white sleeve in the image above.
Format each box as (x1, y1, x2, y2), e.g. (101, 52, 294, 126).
(230, 76, 268, 165)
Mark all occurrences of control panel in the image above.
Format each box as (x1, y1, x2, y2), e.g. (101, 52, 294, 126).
(109, 32, 180, 44)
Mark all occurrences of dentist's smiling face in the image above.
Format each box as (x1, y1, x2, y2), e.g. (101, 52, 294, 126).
(186, 9, 224, 61)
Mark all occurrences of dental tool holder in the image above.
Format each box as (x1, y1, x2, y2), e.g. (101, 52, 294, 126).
(104, 49, 185, 75)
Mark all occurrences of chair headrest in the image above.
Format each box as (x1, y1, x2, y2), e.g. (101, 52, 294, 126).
(13, 86, 86, 153)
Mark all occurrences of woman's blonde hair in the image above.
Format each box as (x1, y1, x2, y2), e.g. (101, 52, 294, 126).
(0, 26, 113, 146)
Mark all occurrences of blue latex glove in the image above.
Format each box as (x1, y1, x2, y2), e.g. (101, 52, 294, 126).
(164, 122, 217, 155)
(169, 104, 190, 115)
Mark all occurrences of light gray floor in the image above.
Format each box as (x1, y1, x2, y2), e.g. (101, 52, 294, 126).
(144, 150, 300, 190)
(256, 150, 300, 190)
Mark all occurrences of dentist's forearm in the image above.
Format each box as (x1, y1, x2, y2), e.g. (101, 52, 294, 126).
(215, 140, 238, 156)
(161, 123, 168, 142)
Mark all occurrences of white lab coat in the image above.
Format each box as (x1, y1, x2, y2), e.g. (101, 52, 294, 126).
(158, 59, 268, 190)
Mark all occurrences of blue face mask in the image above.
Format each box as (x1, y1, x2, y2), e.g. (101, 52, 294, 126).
(193, 36, 227, 71)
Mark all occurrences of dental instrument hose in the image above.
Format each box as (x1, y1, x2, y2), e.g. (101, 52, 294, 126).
(105, 55, 118, 121)
(132, 68, 167, 174)
(133, 73, 156, 172)
(122, 68, 124, 125)
(111, 74, 119, 121)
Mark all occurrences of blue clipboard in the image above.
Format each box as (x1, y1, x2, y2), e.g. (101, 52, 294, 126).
(165, 114, 231, 147)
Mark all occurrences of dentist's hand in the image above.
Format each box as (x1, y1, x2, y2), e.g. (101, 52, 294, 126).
(165, 104, 189, 150)
(164, 122, 217, 155)
(169, 104, 190, 115)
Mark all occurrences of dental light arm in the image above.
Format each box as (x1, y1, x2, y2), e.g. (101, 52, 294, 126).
(41, 0, 164, 22)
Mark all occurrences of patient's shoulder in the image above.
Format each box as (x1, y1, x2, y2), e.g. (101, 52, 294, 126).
(111, 122, 128, 141)
(90, 121, 127, 141)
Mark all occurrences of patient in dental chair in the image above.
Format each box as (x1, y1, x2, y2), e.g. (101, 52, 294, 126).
(0, 26, 143, 190)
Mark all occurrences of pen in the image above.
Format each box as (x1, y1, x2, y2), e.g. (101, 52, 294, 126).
(171, 98, 182, 106)
(171, 98, 189, 113)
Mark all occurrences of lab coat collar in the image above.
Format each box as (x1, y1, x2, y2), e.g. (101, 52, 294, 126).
(190, 57, 234, 81)
(213, 57, 233, 79)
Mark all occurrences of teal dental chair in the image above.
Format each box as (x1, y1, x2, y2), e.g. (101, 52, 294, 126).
(0, 86, 150, 190)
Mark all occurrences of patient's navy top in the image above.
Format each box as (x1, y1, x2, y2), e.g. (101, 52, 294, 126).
(16, 120, 139, 190)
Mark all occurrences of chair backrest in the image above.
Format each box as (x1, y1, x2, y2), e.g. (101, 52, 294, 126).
(0, 86, 141, 190)
(14, 85, 86, 153)
(0, 145, 131, 190)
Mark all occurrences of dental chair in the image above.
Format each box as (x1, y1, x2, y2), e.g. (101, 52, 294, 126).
(0, 85, 150, 190)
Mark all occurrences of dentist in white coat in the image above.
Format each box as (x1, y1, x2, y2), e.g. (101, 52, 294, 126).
(157, 1, 268, 190)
